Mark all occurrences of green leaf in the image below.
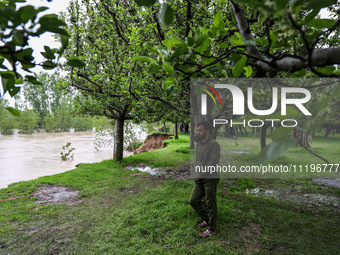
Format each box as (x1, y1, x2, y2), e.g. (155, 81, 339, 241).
(148, 63, 162, 74)
(36, 6, 49, 14)
(42, 61, 57, 70)
(244, 66, 253, 77)
(220, 42, 228, 48)
(6, 107, 20, 117)
(274, 0, 289, 10)
(1, 72, 15, 93)
(66, 57, 86, 68)
(213, 11, 223, 29)
(39, 14, 66, 28)
(134, 0, 156, 7)
(8, 86, 20, 97)
(187, 36, 194, 47)
(18, 5, 35, 23)
(291, 69, 307, 77)
(308, 19, 337, 29)
(59, 35, 69, 57)
(42, 46, 55, 60)
(196, 38, 211, 54)
(194, 33, 209, 47)
(37, 14, 69, 36)
(230, 36, 244, 46)
(132, 56, 154, 63)
(159, 3, 174, 26)
(303, 9, 320, 24)
(15, 73, 23, 84)
(166, 84, 175, 96)
(25, 75, 42, 85)
(22, 62, 35, 72)
(16, 48, 34, 62)
(315, 66, 335, 74)
(37, 27, 69, 37)
(163, 63, 175, 76)
(232, 55, 247, 77)
(170, 45, 188, 61)
(163, 77, 175, 90)
(254, 138, 294, 164)
(12, 30, 25, 46)
(305, 0, 337, 10)
(163, 35, 186, 47)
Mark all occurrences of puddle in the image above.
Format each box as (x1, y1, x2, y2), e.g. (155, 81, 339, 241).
(252, 188, 340, 209)
(230, 150, 250, 154)
(245, 188, 260, 194)
(312, 178, 340, 188)
(34, 186, 81, 205)
(131, 166, 162, 175)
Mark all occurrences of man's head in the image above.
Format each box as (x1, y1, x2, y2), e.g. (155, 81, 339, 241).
(196, 121, 212, 142)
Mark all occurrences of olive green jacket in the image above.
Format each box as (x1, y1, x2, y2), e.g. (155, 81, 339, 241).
(194, 136, 220, 183)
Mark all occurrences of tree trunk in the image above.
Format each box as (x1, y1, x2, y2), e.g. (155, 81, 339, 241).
(324, 128, 329, 139)
(260, 124, 268, 150)
(238, 126, 243, 136)
(184, 123, 189, 133)
(114, 117, 124, 161)
(174, 122, 178, 139)
(190, 118, 195, 149)
(243, 127, 248, 137)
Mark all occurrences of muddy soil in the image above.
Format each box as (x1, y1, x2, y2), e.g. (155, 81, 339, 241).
(134, 133, 173, 154)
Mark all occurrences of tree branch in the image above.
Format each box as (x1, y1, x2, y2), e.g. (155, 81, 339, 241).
(185, 0, 192, 38)
(152, 6, 165, 42)
(99, 0, 129, 45)
(294, 130, 330, 164)
(231, 1, 261, 57)
(254, 47, 340, 74)
(148, 95, 189, 114)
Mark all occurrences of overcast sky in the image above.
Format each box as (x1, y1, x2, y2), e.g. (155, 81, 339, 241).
(20, 0, 71, 68)
(0, 0, 71, 100)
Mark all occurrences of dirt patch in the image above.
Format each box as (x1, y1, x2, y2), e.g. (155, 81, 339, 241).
(126, 163, 190, 180)
(134, 133, 173, 154)
(238, 222, 264, 254)
(158, 164, 190, 180)
(34, 186, 81, 205)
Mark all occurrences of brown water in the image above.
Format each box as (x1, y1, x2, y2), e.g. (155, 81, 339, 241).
(0, 131, 127, 189)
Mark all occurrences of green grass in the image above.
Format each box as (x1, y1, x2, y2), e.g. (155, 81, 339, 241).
(0, 133, 339, 254)
(215, 132, 340, 178)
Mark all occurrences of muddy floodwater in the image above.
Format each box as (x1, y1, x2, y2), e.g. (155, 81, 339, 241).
(0, 131, 126, 189)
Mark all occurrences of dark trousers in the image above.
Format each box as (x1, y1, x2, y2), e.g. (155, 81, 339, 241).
(189, 179, 219, 231)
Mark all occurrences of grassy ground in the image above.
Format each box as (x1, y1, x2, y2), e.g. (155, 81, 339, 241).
(217, 132, 340, 178)
(0, 133, 339, 254)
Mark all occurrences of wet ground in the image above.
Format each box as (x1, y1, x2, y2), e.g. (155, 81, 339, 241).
(31, 165, 339, 212)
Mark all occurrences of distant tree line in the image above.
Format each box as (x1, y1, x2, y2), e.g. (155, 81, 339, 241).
(0, 72, 93, 135)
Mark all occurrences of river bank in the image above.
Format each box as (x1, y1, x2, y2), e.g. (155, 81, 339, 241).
(0, 134, 339, 254)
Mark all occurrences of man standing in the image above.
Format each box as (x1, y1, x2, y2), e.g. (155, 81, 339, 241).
(190, 121, 220, 238)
